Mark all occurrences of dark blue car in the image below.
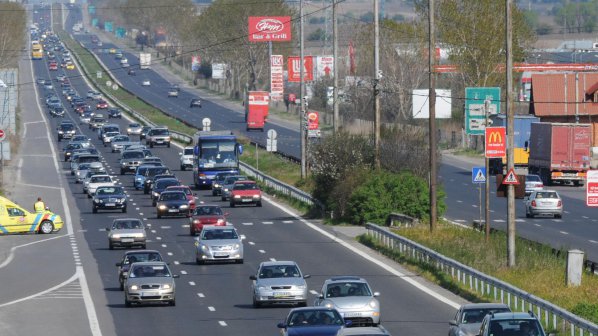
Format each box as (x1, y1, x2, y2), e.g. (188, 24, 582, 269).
(277, 307, 351, 336)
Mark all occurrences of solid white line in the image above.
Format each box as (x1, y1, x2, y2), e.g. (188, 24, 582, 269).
(77, 266, 102, 336)
(493, 219, 505, 223)
(16, 182, 62, 190)
(262, 195, 461, 309)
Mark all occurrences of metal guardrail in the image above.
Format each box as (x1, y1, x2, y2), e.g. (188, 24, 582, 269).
(364, 223, 598, 336)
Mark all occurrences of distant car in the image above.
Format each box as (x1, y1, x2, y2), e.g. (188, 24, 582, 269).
(96, 99, 109, 109)
(127, 68, 136, 76)
(167, 87, 179, 97)
(80, 112, 93, 124)
(107, 218, 146, 250)
(49, 62, 58, 71)
(155, 190, 190, 219)
(194, 226, 243, 264)
(277, 307, 351, 336)
(151, 178, 181, 206)
(314, 276, 381, 327)
(111, 135, 131, 153)
(220, 175, 248, 201)
(49, 106, 65, 117)
(449, 303, 511, 336)
(44, 80, 53, 90)
(179, 147, 194, 171)
(66, 62, 75, 70)
(108, 108, 122, 118)
(190, 98, 202, 108)
(229, 180, 262, 207)
(134, 165, 169, 191)
(525, 174, 544, 196)
(146, 127, 171, 148)
(525, 190, 562, 218)
(116, 250, 164, 290)
(141, 79, 150, 86)
(124, 261, 178, 307)
(188, 204, 228, 236)
(93, 186, 127, 213)
(127, 122, 142, 135)
(250, 260, 310, 307)
(56, 121, 76, 141)
(211, 172, 235, 196)
(478, 312, 547, 336)
(86, 174, 115, 198)
(119, 150, 145, 175)
(120, 58, 128, 65)
(87, 90, 101, 100)
(140, 126, 152, 140)
(166, 185, 197, 210)
(102, 131, 120, 146)
(115, 52, 123, 59)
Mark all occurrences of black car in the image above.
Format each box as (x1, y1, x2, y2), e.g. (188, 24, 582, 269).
(156, 191, 190, 219)
(92, 186, 127, 213)
(151, 178, 181, 206)
(63, 142, 83, 161)
(127, 68, 136, 76)
(211, 172, 235, 196)
(108, 108, 122, 119)
(57, 122, 76, 141)
(50, 106, 65, 118)
(190, 98, 202, 108)
(140, 126, 152, 140)
(141, 167, 172, 193)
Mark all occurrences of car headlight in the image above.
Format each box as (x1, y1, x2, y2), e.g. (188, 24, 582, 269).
(180, 205, 188, 209)
(94, 199, 102, 203)
(201, 244, 207, 250)
(162, 284, 171, 289)
(136, 177, 142, 181)
(324, 302, 334, 308)
(112, 234, 121, 239)
(213, 183, 220, 188)
(296, 284, 306, 289)
(158, 205, 167, 210)
(257, 285, 267, 290)
(216, 219, 225, 225)
(153, 192, 159, 197)
(234, 195, 241, 198)
(132, 233, 145, 238)
(233, 244, 240, 249)
(119, 198, 126, 202)
(368, 299, 377, 308)
(223, 188, 229, 191)
(130, 285, 138, 290)
(58, 131, 63, 134)
(253, 194, 260, 198)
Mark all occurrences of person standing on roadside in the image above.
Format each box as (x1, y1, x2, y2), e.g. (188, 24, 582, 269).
(34, 197, 45, 213)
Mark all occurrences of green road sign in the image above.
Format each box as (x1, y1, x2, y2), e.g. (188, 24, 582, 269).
(465, 87, 501, 135)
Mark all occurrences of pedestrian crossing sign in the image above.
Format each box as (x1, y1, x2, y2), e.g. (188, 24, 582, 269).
(502, 168, 520, 185)
(472, 167, 486, 184)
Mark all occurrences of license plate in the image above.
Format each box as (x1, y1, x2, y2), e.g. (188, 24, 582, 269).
(344, 312, 363, 317)
(274, 292, 291, 297)
(242, 199, 252, 202)
(168, 209, 179, 213)
(106, 203, 115, 207)
(214, 252, 229, 257)
(141, 291, 157, 297)
(121, 238, 134, 243)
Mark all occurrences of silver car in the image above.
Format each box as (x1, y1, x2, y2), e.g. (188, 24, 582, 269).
(338, 326, 392, 336)
(194, 226, 243, 264)
(127, 122, 143, 135)
(116, 250, 164, 291)
(525, 190, 562, 218)
(525, 174, 544, 196)
(314, 276, 381, 327)
(107, 218, 147, 250)
(250, 261, 310, 308)
(111, 135, 130, 153)
(449, 303, 511, 336)
(124, 261, 178, 307)
(220, 175, 247, 201)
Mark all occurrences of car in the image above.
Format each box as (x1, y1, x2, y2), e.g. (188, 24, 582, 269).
(109, 48, 116, 54)
(66, 62, 75, 70)
(478, 311, 547, 336)
(250, 261, 310, 307)
(167, 87, 179, 97)
(111, 135, 131, 153)
(37, 77, 47, 85)
(190, 98, 202, 108)
(449, 303, 511, 336)
(75, 162, 106, 183)
(337, 326, 392, 336)
(116, 250, 164, 290)
(165, 185, 197, 210)
(86, 90, 101, 100)
(102, 131, 120, 146)
(127, 68, 136, 75)
(115, 52, 123, 59)
(525, 190, 562, 218)
(151, 178, 181, 206)
(194, 226, 243, 264)
(134, 165, 170, 191)
(276, 307, 351, 336)
(146, 127, 171, 148)
(80, 111, 93, 124)
(119, 150, 145, 175)
(525, 174, 544, 196)
(155, 190, 190, 219)
(63, 142, 83, 161)
(179, 147, 194, 171)
(71, 135, 91, 148)
(0, 194, 64, 234)
(71, 153, 101, 175)
(141, 79, 151, 86)
(98, 123, 120, 140)
(49, 106, 65, 117)
(55, 74, 67, 82)
(127, 122, 142, 135)
(107, 218, 147, 250)
(96, 99, 109, 109)
(124, 261, 178, 307)
(140, 126, 152, 140)
(120, 58, 128, 65)
(229, 180, 262, 207)
(86, 174, 115, 198)
(211, 172, 235, 196)
(43, 80, 53, 90)
(220, 175, 248, 201)
(89, 115, 107, 130)
(56, 122, 76, 141)
(93, 186, 127, 213)
(46, 97, 61, 110)
(189, 204, 229, 236)
(142, 156, 162, 165)
(108, 108, 122, 118)
(49, 62, 58, 70)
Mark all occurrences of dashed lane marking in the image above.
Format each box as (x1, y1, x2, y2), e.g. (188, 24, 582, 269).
(197, 293, 205, 298)
(560, 231, 568, 235)
(258, 250, 266, 253)
(534, 224, 541, 227)
(208, 306, 215, 312)
(309, 290, 319, 295)
(262, 221, 273, 225)
(249, 242, 255, 245)
(174, 261, 180, 265)
(242, 222, 253, 226)
(493, 219, 505, 223)
(161, 226, 171, 229)
(161, 244, 167, 248)
(189, 281, 196, 286)
(283, 221, 293, 224)
(218, 321, 227, 327)
(590, 240, 598, 244)
(167, 252, 173, 256)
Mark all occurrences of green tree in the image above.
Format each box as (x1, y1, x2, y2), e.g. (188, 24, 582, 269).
(0, 3, 25, 68)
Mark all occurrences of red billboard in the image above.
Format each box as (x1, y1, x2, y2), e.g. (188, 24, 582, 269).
(248, 16, 292, 42)
(288, 56, 314, 82)
(587, 170, 598, 206)
(307, 111, 319, 130)
(485, 126, 506, 158)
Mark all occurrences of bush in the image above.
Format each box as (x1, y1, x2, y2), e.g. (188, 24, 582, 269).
(346, 171, 445, 225)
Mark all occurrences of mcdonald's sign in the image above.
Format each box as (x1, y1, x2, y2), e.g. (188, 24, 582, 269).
(485, 126, 506, 158)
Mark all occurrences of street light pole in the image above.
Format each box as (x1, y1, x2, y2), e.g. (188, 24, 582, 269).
(506, 0, 516, 267)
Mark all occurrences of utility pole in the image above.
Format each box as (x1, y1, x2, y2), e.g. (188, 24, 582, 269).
(484, 99, 491, 242)
(300, 0, 307, 179)
(506, 0, 516, 267)
(333, 0, 339, 133)
(428, 0, 437, 233)
(374, 0, 381, 169)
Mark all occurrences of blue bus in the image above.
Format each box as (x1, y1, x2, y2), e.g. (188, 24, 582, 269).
(192, 131, 243, 188)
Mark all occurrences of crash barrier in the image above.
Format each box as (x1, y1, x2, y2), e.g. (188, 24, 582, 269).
(364, 222, 598, 336)
(67, 34, 192, 145)
(388, 213, 419, 227)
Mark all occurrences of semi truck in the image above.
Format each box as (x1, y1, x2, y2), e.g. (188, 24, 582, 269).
(139, 53, 151, 69)
(528, 122, 591, 186)
(488, 115, 539, 174)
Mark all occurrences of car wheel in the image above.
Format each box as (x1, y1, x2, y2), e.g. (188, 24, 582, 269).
(141, 244, 146, 249)
(180, 165, 185, 171)
(120, 169, 125, 175)
(212, 190, 216, 196)
(92, 206, 97, 214)
(167, 143, 170, 148)
(169, 299, 176, 306)
(190, 228, 195, 236)
(555, 214, 562, 219)
(196, 258, 204, 265)
(230, 201, 235, 208)
(149, 142, 154, 148)
(526, 212, 531, 218)
(152, 200, 156, 207)
(257, 201, 262, 207)
(87, 193, 91, 198)
(298, 301, 307, 307)
(157, 212, 162, 219)
(122, 207, 127, 213)
(144, 188, 149, 195)
(125, 298, 131, 307)
(252, 297, 261, 308)
(221, 196, 226, 201)
(119, 279, 124, 291)
(39, 220, 54, 234)
(236, 259, 244, 264)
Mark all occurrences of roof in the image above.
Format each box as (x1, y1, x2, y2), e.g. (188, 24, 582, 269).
(531, 73, 598, 116)
(461, 303, 510, 310)
(260, 260, 298, 266)
(489, 312, 538, 321)
(327, 276, 366, 283)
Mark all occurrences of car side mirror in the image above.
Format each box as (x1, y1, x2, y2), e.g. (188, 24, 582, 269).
(115, 262, 122, 267)
(449, 320, 457, 326)
(172, 274, 180, 278)
(303, 274, 311, 279)
(277, 322, 286, 329)
(373, 291, 380, 297)
(249, 275, 257, 280)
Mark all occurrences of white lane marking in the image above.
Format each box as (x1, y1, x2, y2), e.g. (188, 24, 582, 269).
(493, 219, 505, 223)
(262, 221, 273, 225)
(174, 261, 180, 265)
(590, 240, 598, 244)
(309, 290, 319, 295)
(582, 216, 589, 219)
(16, 182, 62, 190)
(151, 230, 156, 233)
(161, 226, 171, 229)
(456, 200, 463, 203)
(208, 306, 215, 311)
(0, 271, 75, 308)
(454, 219, 466, 223)
(258, 250, 266, 254)
(471, 205, 478, 208)
(132, 203, 136, 206)
(564, 211, 570, 214)
(17, 158, 23, 182)
(181, 270, 188, 275)
(560, 231, 569, 235)
(197, 293, 205, 298)
(156, 237, 162, 240)
(0, 235, 69, 269)
(242, 222, 253, 226)
(189, 281, 196, 286)
(534, 224, 541, 227)
(182, 224, 190, 228)
(218, 321, 227, 327)
(515, 219, 525, 222)
(139, 213, 144, 216)
(161, 244, 167, 248)
(135, 208, 140, 211)
(263, 195, 461, 309)
(240, 235, 246, 240)
(283, 220, 293, 224)
(249, 242, 255, 245)
(146, 223, 151, 227)
(78, 266, 102, 335)
(269, 258, 276, 262)
(167, 252, 173, 256)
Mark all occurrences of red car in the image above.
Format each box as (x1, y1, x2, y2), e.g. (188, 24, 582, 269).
(188, 205, 228, 236)
(49, 62, 58, 71)
(166, 185, 197, 211)
(229, 180, 262, 207)
(96, 99, 108, 109)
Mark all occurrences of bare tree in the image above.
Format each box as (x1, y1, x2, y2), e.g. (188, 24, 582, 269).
(0, 3, 26, 68)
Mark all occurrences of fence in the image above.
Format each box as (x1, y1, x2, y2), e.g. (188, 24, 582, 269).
(364, 222, 598, 336)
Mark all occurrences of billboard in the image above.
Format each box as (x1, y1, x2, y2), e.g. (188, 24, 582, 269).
(270, 55, 284, 101)
(587, 170, 598, 207)
(288, 56, 313, 82)
(192, 56, 201, 72)
(315, 56, 334, 79)
(485, 127, 507, 158)
(412, 89, 452, 119)
(248, 16, 292, 42)
(212, 63, 225, 79)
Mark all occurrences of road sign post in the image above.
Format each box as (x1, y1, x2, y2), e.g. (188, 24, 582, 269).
(202, 118, 211, 132)
(587, 170, 598, 206)
(472, 167, 486, 226)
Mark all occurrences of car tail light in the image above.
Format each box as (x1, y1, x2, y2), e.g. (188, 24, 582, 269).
(217, 219, 225, 225)
(193, 219, 200, 224)
(557, 200, 562, 207)
(531, 200, 536, 207)
(538, 184, 543, 187)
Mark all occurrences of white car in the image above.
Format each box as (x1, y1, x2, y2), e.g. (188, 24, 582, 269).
(102, 131, 120, 145)
(86, 174, 115, 198)
(142, 79, 150, 86)
(179, 147, 194, 171)
(87, 90, 102, 100)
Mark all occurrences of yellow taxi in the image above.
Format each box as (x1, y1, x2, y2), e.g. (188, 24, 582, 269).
(109, 48, 116, 54)
(0, 196, 64, 234)
(66, 62, 75, 70)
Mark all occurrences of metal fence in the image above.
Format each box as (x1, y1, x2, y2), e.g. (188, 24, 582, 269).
(364, 222, 598, 336)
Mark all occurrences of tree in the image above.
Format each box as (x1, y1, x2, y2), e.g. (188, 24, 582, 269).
(0, 3, 25, 68)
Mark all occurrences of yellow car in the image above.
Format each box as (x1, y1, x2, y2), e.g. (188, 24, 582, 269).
(0, 196, 64, 234)
(109, 48, 116, 54)
(66, 62, 75, 70)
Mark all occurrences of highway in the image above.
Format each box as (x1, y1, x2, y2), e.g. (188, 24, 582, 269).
(0, 4, 466, 335)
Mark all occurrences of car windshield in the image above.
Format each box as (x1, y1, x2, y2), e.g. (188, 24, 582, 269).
(123, 151, 144, 159)
(104, 126, 119, 133)
(124, 253, 162, 264)
(489, 320, 542, 336)
(96, 187, 123, 195)
(535, 192, 558, 199)
(91, 176, 111, 183)
(129, 265, 172, 278)
(61, 124, 74, 131)
(113, 220, 142, 230)
(225, 176, 246, 184)
(326, 282, 372, 298)
(460, 308, 510, 324)
(152, 129, 169, 135)
(233, 183, 258, 190)
(215, 173, 233, 181)
(113, 136, 129, 142)
(160, 192, 186, 201)
(129, 123, 140, 128)
(147, 168, 170, 177)
(169, 187, 191, 195)
(184, 148, 194, 155)
(287, 310, 343, 327)
(201, 228, 238, 240)
(194, 206, 223, 216)
(78, 156, 100, 164)
(526, 175, 542, 182)
(259, 265, 301, 279)
(77, 163, 91, 170)
(157, 180, 179, 189)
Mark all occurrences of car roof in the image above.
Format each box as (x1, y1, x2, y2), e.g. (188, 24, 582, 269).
(113, 218, 142, 223)
(124, 249, 161, 256)
(461, 303, 510, 310)
(160, 190, 186, 195)
(488, 312, 538, 321)
(325, 276, 367, 283)
(129, 261, 168, 268)
(260, 260, 298, 267)
(201, 225, 235, 232)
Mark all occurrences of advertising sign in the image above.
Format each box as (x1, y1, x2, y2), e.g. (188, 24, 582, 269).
(115, 27, 126, 38)
(485, 126, 506, 158)
(248, 16, 292, 42)
(88, 5, 96, 14)
(288, 56, 314, 82)
(307, 111, 319, 130)
(270, 55, 284, 101)
(191, 56, 201, 72)
(465, 87, 501, 135)
(412, 89, 452, 119)
(212, 63, 225, 79)
(315, 56, 334, 79)
(587, 170, 598, 206)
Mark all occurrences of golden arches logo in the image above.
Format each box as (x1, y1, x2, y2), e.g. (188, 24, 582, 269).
(488, 131, 502, 144)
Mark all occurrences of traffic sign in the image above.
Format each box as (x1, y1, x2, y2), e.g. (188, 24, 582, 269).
(266, 138, 277, 152)
(465, 87, 500, 135)
(202, 118, 211, 131)
(502, 168, 520, 185)
(472, 167, 486, 184)
(267, 129, 277, 140)
(587, 170, 598, 206)
(97, 71, 102, 79)
(485, 126, 506, 158)
(0, 129, 5, 142)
